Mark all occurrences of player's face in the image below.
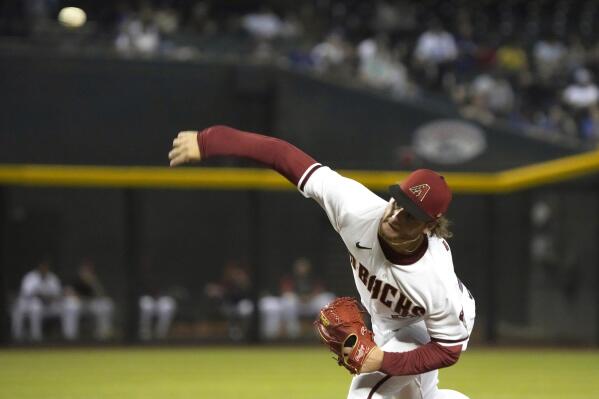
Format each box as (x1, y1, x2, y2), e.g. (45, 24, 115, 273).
(379, 198, 428, 244)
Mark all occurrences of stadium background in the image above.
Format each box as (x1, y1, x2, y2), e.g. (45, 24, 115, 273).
(0, 1, 598, 398)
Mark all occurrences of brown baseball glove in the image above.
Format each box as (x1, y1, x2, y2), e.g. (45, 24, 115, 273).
(314, 297, 377, 374)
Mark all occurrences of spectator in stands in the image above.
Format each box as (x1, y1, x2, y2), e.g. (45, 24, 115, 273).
(205, 259, 254, 341)
(241, 6, 284, 41)
(357, 35, 415, 97)
(11, 259, 72, 341)
(371, 0, 416, 39)
(188, 1, 217, 35)
(115, 4, 161, 57)
(459, 70, 515, 124)
(4, 0, 598, 146)
(564, 34, 587, 75)
(452, 22, 479, 85)
(413, 19, 458, 90)
(261, 257, 334, 339)
(63, 259, 114, 341)
(533, 34, 567, 83)
(310, 31, 354, 78)
(562, 68, 599, 141)
(153, 3, 180, 37)
(139, 290, 177, 341)
(533, 104, 578, 139)
(496, 36, 529, 81)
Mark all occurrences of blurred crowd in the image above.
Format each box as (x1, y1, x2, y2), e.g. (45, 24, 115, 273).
(10, 258, 178, 342)
(2, 0, 599, 148)
(203, 257, 334, 341)
(9, 255, 334, 343)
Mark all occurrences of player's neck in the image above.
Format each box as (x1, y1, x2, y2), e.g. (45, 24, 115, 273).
(386, 234, 425, 255)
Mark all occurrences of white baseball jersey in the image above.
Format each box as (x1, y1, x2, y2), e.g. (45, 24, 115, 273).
(299, 165, 474, 349)
(20, 270, 62, 299)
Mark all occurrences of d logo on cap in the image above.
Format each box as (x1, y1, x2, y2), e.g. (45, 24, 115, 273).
(408, 184, 431, 202)
(388, 169, 452, 222)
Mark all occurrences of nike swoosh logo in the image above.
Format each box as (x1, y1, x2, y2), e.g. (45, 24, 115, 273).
(355, 241, 372, 250)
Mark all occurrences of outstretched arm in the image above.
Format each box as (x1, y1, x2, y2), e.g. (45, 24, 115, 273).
(168, 125, 318, 186)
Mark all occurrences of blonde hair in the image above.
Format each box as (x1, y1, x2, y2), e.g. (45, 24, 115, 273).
(429, 216, 453, 239)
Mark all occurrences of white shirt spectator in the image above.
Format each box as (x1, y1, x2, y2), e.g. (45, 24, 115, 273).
(20, 269, 61, 299)
(563, 84, 599, 109)
(534, 39, 566, 66)
(533, 39, 566, 79)
(115, 18, 161, 56)
(414, 29, 457, 64)
(242, 10, 283, 40)
(12, 266, 68, 341)
(357, 39, 411, 95)
(563, 69, 599, 109)
(311, 34, 348, 73)
(471, 74, 514, 115)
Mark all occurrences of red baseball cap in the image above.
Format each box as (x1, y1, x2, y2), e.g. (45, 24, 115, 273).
(388, 169, 452, 222)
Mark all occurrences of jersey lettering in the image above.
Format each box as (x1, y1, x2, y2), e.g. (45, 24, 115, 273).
(352, 259, 424, 318)
(394, 293, 413, 317)
(412, 306, 425, 316)
(370, 279, 382, 299)
(380, 283, 398, 307)
(367, 275, 376, 291)
(349, 253, 357, 270)
(358, 264, 369, 285)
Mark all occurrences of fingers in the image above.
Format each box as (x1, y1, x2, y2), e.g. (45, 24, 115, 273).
(168, 131, 200, 167)
(169, 153, 187, 167)
(168, 148, 184, 166)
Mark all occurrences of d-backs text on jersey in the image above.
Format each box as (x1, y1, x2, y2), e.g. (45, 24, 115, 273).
(349, 254, 425, 319)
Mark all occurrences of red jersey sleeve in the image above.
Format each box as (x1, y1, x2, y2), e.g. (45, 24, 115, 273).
(197, 125, 318, 186)
(380, 342, 461, 376)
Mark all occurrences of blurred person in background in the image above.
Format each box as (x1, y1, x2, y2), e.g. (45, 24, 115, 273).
(310, 31, 354, 78)
(241, 6, 284, 41)
(459, 70, 515, 124)
(139, 290, 177, 341)
(495, 35, 530, 85)
(277, 257, 335, 339)
(533, 33, 567, 84)
(204, 259, 254, 341)
(11, 259, 72, 341)
(357, 35, 415, 97)
(562, 68, 599, 141)
(63, 259, 114, 341)
(115, 3, 161, 57)
(259, 257, 335, 340)
(413, 19, 458, 90)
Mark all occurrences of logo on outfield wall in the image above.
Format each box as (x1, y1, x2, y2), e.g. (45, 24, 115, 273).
(413, 119, 487, 164)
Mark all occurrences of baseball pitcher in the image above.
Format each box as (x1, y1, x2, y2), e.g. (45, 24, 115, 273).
(168, 125, 476, 399)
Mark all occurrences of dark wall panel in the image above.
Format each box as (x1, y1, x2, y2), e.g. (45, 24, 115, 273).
(0, 54, 239, 165)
